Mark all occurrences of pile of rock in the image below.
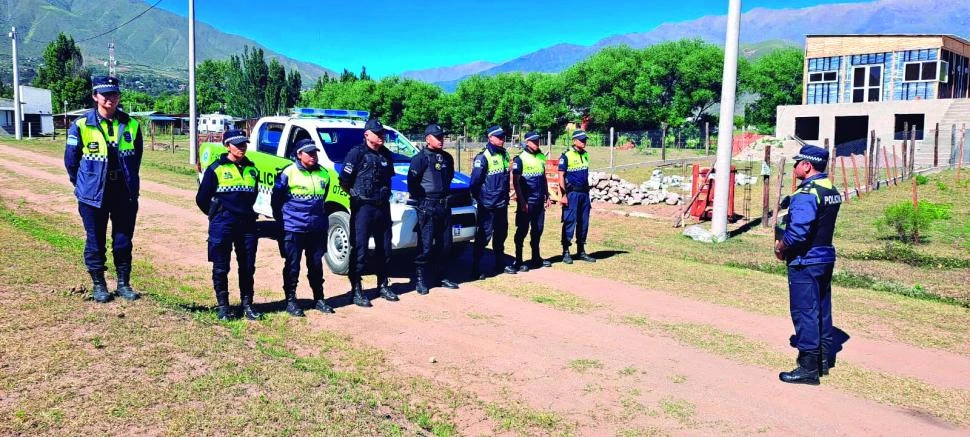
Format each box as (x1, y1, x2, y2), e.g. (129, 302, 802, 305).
(588, 170, 687, 206)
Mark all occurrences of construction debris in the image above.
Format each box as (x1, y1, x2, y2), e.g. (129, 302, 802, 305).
(588, 171, 687, 206)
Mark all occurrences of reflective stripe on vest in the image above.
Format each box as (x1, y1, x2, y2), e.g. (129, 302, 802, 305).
(283, 164, 329, 200)
(483, 148, 510, 176)
(75, 117, 139, 161)
(564, 149, 589, 172)
(215, 162, 258, 193)
(518, 151, 547, 178)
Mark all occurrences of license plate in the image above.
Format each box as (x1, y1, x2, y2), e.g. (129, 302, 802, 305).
(452, 224, 462, 236)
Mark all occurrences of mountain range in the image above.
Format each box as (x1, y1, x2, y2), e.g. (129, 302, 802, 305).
(2, 0, 969, 92)
(0, 0, 333, 84)
(402, 0, 970, 90)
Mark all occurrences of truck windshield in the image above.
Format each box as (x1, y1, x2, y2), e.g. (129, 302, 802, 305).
(317, 127, 419, 163)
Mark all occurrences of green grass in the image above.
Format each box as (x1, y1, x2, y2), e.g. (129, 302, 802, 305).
(567, 359, 604, 374)
(478, 277, 602, 314)
(659, 397, 696, 426)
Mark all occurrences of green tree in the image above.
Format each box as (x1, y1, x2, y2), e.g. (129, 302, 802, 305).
(264, 58, 287, 115)
(360, 66, 372, 82)
(32, 33, 92, 110)
(561, 45, 648, 130)
(196, 59, 230, 113)
(0, 81, 11, 99)
(742, 47, 804, 133)
(285, 69, 302, 109)
(340, 68, 357, 83)
(154, 93, 189, 114)
(121, 91, 155, 113)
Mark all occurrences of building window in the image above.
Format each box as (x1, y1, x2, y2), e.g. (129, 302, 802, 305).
(894, 114, 925, 140)
(852, 65, 882, 103)
(794, 117, 820, 141)
(904, 61, 945, 82)
(808, 71, 838, 83)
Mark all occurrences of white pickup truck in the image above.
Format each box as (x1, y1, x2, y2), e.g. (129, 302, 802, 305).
(198, 108, 477, 275)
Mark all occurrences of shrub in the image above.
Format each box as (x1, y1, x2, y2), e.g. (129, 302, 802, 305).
(936, 180, 949, 192)
(875, 201, 952, 244)
(915, 174, 929, 185)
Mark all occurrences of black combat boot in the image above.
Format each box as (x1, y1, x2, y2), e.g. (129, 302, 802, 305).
(821, 345, 831, 376)
(312, 286, 334, 313)
(471, 254, 485, 280)
(378, 277, 399, 301)
(437, 264, 459, 289)
(241, 294, 263, 321)
(89, 270, 112, 303)
(514, 246, 529, 272)
(415, 267, 430, 295)
(561, 248, 573, 265)
(284, 287, 304, 317)
(779, 351, 821, 385)
(114, 264, 140, 300)
(351, 281, 372, 307)
(531, 246, 551, 268)
(576, 244, 597, 263)
(215, 290, 231, 321)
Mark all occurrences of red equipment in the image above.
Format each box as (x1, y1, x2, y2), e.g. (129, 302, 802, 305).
(689, 164, 737, 221)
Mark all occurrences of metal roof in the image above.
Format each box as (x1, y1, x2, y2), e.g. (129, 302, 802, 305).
(806, 34, 970, 46)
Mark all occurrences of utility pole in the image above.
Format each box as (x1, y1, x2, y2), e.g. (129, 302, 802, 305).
(106, 43, 118, 77)
(710, 0, 742, 241)
(188, 0, 199, 165)
(8, 27, 23, 140)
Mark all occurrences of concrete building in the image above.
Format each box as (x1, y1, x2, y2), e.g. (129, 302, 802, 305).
(776, 34, 970, 168)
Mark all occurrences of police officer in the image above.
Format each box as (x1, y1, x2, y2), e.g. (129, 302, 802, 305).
(272, 139, 334, 316)
(469, 125, 516, 279)
(339, 118, 400, 307)
(558, 130, 596, 264)
(776, 145, 842, 385)
(511, 132, 552, 271)
(408, 123, 460, 294)
(196, 129, 263, 321)
(64, 76, 143, 303)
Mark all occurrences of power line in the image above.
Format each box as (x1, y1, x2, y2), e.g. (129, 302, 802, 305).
(78, 0, 165, 43)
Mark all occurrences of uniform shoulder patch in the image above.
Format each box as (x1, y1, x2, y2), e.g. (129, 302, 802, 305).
(123, 132, 132, 142)
(66, 135, 78, 146)
(473, 159, 483, 168)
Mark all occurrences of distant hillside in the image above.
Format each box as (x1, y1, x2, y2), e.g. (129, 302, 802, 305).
(419, 0, 969, 90)
(0, 0, 334, 89)
(400, 61, 499, 83)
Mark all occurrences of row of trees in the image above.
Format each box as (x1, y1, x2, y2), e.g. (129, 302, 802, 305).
(25, 34, 801, 136)
(300, 40, 803, 136)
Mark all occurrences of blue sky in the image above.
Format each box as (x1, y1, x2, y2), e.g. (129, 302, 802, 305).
(158, 0, 870, 77)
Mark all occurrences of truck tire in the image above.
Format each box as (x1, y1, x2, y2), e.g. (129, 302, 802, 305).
(325, 211, 352, 275)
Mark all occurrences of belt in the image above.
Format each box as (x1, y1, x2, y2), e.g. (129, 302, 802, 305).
(107, 169, 123, 181)
(421, 197, 448, 206)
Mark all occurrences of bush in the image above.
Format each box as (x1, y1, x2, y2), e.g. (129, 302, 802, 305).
(915, 174, 929, 185)
(875, 201, 952, 244)
(936, 180, 949, 192)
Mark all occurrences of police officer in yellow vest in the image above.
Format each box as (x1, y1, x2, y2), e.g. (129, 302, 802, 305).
(511, 132, 552, 271)
(64, 76, 143, 303)
(196, 129, 262, 321)
(271, 139, 334, 316)
(558, 130, 596, 264)
(469, 125, 516, 279)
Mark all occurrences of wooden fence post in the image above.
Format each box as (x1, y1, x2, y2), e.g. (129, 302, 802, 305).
(874, 138, 882, 190)
(825, 138, 834, 181)
(933, 122, 940, 168)
(912, 176, 920, 244)
(704, 122, 710, 155)
(892, 143, 900, 185)
(840, 156, 850, 203)
(958, 124, 966, 184)
(909, 125, 917, 176)
(850, 154, 862, 198)
(865, 130, 875, 192)
(773, 157, 787, 227)
(882, 142, 891, 188)
(762, 145, 771, 228)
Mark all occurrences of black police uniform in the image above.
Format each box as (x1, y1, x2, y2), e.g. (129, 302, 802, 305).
(559, 130, 596, 263)
(64, 76, 143, 303)
(196, 130, 262, 321)
(408, 124, 459, 294)
(777, 145, 842, 385)
(339, 119, 399, 307)
(511, 134, 551, 271)
(469, 126, 515, 278)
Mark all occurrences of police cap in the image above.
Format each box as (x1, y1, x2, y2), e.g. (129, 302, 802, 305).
(92, 76, 120, 94)
(364, 118, 385, 135)
(424, 123, 445, 137)
(487, 125, 505, 138)
(793, 144, 828, 169)
(572, 130, 588, 141)
(524, 131, 541, 143)
(223, 129, 249, 146)
(295, 138, 318, 154)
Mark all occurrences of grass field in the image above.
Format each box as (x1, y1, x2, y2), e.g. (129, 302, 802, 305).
(2, 135, 969, 433)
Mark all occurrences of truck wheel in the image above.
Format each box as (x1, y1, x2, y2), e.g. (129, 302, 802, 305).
(325, 211, 351, 275)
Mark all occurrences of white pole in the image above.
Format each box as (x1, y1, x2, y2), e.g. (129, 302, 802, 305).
(609, 126, 615, 179)
(9, 27, 23, 140)
(188, 0, 198, 165)
(710, 0, 742, 242)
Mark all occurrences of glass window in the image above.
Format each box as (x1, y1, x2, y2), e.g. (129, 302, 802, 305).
(869, 66, 882, 86)
(823, 71, 837, 82)
(853, 89, 865, 103)
(921, 61, 937, 80)
(257, 123, 284, 155)
(810, 73, 823, 82)
(853, 67, 866, 87)
(904, 63, 921, 81)
(868, 88, 880, 102)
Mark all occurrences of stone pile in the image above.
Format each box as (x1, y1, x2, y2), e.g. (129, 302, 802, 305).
(588, 170, 687, 206)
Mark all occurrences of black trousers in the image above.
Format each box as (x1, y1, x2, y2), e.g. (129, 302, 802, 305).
(473, 205, 509, 265)
(207, 214, 257, 300)
(78, 183, 137, 272)
(349, 199, 392, 283)
(514, 203, 545, 259)
(282, 230, 326, 295)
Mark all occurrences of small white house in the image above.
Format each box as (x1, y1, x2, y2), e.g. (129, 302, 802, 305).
(19, 85, 54, 136)
(198, 113, 236, 133)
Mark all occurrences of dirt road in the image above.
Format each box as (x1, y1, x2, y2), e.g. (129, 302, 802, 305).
(1, 143, 966, 435)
